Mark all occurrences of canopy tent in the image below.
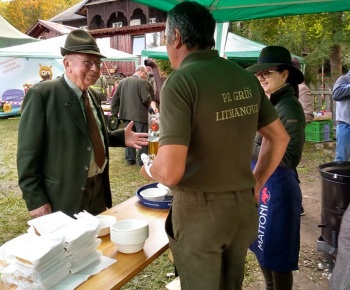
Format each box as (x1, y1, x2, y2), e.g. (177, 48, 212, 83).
(0, 34, 139, 63)
(131, 0, 350, 22)
(0, 15, 39, 48)
(141, 32, 306, 70)
(225, 32, 305, 70)
(133, 0, 350, 56)
(0, 35, 138, 118)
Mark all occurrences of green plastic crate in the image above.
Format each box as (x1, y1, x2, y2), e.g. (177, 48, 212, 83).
(305, 120, 334, 142)
(324, 130, 334, 142)
(305, 131, 324, 142)
(305, 120, 333, 134)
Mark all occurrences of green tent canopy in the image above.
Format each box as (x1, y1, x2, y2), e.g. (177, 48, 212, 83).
(132, 0, 350, 22)
(0, 15, 39, 48)
(135, 0, 350, 57)
(225, 32, 305, 66)
(142, 32, 306, 70)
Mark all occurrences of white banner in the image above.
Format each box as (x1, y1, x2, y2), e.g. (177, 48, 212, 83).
(0, 57, 64, 117)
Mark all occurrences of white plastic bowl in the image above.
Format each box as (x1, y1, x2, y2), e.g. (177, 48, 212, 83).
(96, 215, 117, 237)
(140, 188, 168, 201)
(115, 242, 146, 254)
(110, 219, 149, 254)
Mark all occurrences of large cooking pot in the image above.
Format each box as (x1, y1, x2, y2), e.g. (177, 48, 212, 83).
(318, 161, 350, 245)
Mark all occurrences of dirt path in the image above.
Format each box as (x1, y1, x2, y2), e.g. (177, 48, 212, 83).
(244, 142, 335, 290)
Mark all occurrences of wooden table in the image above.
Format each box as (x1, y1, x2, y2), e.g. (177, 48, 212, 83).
(77, 196, 170, 289)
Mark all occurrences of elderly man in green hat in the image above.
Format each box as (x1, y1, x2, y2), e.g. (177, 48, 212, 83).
(17, 29, 148, 218)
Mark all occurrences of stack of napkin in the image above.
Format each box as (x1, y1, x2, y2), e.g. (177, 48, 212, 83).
(55, 212, 102, 274)
(0, 211, 103, 289)
(0, 232, 70, 289)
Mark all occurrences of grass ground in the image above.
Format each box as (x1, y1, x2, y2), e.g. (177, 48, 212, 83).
(0, 118, 331, 289)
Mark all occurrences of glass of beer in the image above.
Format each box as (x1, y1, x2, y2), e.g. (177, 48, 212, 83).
(148, 113, 160, 160)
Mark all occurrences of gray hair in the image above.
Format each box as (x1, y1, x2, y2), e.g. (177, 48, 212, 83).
(166, 1, 215, 50)
(135, 65, 147, 73)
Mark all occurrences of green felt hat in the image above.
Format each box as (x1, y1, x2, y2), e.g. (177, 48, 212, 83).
(61, 29, 106, 58)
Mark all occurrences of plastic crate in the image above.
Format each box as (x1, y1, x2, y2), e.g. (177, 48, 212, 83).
(305, 131, 324, 142)
(305, 120, 333, 133)
(305, 120, 333, 142)
(324, 130, 334, 142)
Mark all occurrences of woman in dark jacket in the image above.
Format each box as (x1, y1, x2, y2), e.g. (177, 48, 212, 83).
(246, 46, 306, 290)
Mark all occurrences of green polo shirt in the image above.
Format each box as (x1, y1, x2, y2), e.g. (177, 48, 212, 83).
(160, 50, 277, 192)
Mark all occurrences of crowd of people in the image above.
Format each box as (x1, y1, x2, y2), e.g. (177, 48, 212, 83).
(16, 1, 350, 289)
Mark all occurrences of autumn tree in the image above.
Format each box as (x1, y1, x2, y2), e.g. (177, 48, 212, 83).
(2, 0, 81, 33)
(232, 12, 350, 85)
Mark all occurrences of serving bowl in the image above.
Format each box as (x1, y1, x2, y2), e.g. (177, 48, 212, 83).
(110, 219, 149, 254)
(140, 187, 168, 202)
(96, 215, 117, 237)
(136, 183, 173, 209)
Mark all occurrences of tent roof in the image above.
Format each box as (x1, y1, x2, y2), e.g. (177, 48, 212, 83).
(131, 0, 350, 22)
(0, 15, 39, 48)
(0, 34, 139, 63)
(224, 33, 305, 64)
(50, 0, 87, 23)
(141, 32, 305, 64)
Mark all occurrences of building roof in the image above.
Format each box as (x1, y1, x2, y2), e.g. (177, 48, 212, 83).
(50, 0, 88, 23)
(90, 22, 166, 38)
(26, 19, 77, 36)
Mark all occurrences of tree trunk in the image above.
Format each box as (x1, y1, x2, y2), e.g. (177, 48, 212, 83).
(330, 44, 342, 80)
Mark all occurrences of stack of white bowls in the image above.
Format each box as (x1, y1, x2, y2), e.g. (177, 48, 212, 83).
(96, 215, 117, 237)
(110, 219, 149, 254)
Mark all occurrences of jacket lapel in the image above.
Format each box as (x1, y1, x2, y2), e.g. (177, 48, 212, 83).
(89, 88, 109, 148)
(59, 77, 90, 138)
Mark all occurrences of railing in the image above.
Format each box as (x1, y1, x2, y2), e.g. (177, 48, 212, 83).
(309, 83, 335, 125)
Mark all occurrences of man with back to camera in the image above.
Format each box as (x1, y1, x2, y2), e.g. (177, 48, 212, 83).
(332, 70, 350, 161)
(140, 2, 290, 289)
(17, 29, 148, 218)
(111, 65, 152, 166)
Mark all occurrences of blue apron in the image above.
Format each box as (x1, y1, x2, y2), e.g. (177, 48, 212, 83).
(249, 161, 302, 272)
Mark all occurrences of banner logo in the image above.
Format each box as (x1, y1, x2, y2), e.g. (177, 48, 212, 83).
(261, 187, 270, 204)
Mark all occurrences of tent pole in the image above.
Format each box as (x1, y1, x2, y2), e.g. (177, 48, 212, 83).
(214, 22, 229, 57)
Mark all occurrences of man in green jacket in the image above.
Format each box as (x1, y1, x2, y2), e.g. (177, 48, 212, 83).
(111, 65, 152, 166)
(17, 29, 148, 218)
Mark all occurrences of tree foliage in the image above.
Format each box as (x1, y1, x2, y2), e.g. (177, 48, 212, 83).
(232, 12, 350, 85)
(1, 0, 81, 33)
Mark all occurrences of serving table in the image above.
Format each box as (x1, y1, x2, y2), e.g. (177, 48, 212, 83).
(77, 196, 170, 289)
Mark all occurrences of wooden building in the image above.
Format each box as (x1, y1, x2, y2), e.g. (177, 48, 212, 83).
(26, 0, 167, 76)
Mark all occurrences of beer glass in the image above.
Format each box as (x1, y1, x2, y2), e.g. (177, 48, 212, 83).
(148, 113, 159, 160)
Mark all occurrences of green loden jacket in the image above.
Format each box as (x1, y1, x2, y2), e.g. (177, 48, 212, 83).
(17, 76, 125, 217)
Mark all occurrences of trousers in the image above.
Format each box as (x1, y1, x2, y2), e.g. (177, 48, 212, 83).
(80, 173, 106, 215)
(335, 123, 350, 161)
(123, 120, 148, 165)
(166, 187, 257, 290)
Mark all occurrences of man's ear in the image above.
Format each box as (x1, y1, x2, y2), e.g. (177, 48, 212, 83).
(173, 29, 181, 48)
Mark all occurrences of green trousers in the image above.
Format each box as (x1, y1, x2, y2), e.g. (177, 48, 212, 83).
(165, 188, 258, 290)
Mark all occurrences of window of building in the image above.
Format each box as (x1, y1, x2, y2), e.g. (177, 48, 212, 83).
(132, 35, 145, 55)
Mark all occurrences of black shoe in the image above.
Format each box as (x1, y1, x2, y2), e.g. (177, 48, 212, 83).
(137, 161, 144, 167)
(126, 160, 136, 166)
(301, 206, 305, 216)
